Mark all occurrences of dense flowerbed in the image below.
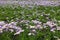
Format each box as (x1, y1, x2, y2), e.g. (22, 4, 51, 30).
(0, 5, 60, 40)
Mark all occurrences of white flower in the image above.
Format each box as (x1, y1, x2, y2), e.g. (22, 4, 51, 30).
(28, 32, 35, 36)
(58, 21, 60, 23)
(32, 29, 36, 32)
(56, 27, 60, 30)
(0, 26, 2, 28)
(46, 21, 56, 28)
(50, 28, 56, 32)
(0, 29, 3, 33)
(14, 30, 24, 35)
(41, 14, 43, 16)
(54, 36, 58, 38)
(0, 21, 5, 26)
(43, 23, 47, 28)
(9, 29, 14, 33)
(20, 20, 30, 23)
(3, 24, 9, 29)
(36, 24, 43, 29)
(28, 33, 32, 36)
(0, 30, 3, 33)
(58, 38, 60, 40)
(32, 20, 42, 24)
(29, 25, 35, 28)
(9, 22, 17, 26)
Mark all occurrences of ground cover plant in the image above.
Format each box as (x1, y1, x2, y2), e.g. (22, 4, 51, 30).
(0, 5, 60, 40)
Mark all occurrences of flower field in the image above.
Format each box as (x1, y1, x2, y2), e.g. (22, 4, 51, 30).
(0, 5, 60, 40)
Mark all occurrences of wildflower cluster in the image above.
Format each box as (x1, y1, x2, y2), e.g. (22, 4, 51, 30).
(0, 21, 24, 35)
(21, 20, 59, 35)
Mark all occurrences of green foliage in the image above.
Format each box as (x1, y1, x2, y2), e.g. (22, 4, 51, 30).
(0, 5, 60, 40)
